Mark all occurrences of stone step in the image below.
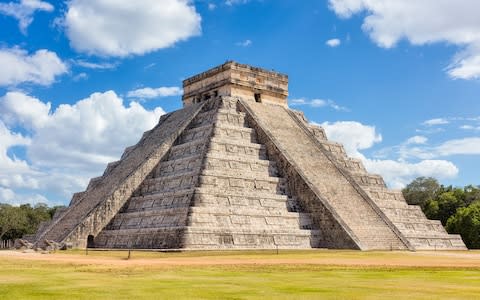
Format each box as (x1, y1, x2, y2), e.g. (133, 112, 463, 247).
(189, 206, 310, 219)
(203, 154, 277, 176)
(179, 124, 213, 143)
(191, 110, 217, 127)
(394, 221, 446, 234)
(199, 174, 286, 194)
(306, 124, 327, 140)
(214, 110, 247, 127)
(107, 208, 189, 230)
(153, 154, 203, 177)
(204, 151, 272, 165)
(380, 206, 425, 218)
(408, 236, 467, 250)
(208, 137, 267, 159)
(69, 191, 86, 206)
(86, 176, 103, 190)
(391, 219, 444, 230)
(139, 170, 200, 194)
(121, 145, 136, 159)
(103, 160, 121, 176)
(94, 226, 319, 249)
(318, 140, 347, 157)
(364, 187, 406, 202)
(212, 124, 257, 143)
(352, 174, 386, 188)
(192, 188, 292, 209)
(127, 188, 195, 211)
(335, 157, 367, 174)
(168, 138, 209, 160)
(201, 168, 280, 181)
(374, 201, 411, 209)
(93, 227, 186, 249)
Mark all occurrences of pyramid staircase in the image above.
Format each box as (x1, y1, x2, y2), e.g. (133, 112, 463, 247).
(93, 97, 320, 249)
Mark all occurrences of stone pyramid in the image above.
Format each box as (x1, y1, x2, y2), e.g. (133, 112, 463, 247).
(29, 62, 466, 250)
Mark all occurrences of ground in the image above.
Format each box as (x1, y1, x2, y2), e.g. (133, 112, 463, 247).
(1, 249, 479, 299)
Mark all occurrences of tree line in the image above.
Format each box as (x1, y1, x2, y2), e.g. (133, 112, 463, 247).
(402, 177, 480, 249)
(0, 203, 63, 242)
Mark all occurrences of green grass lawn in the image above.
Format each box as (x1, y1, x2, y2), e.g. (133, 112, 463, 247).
(1, 250, 479, 300)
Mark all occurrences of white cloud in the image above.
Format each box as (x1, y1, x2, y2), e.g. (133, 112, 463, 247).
(436, 137, 480, 156)
(423, 118, 449, 126)
(126, 86, 182, 100)
(0, 187, 15, 203)
(208, 3, 216, 10)
(236, 39, 252, 47)
(74, 60, 118, 70)
(320, 121, 382, 158)
(0, 47, 67, 86)
(290, 98, 348, 111)
(0, 91, 51, 129)
(326, 38, 341, 47)
(460, 125, 480, 131)
(62, 0, 201, 57)
(318, 120, 459, 188)
(72, 72, 88, 81)
(0, 0, 53, 34)
(329, 0, 480, 79)
(0, 91, 165, 205)
(364, 159, 458, 189)
(406, 135, 428, 145)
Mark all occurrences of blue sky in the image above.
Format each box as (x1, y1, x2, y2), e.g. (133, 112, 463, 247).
(0, 0, 479, 206)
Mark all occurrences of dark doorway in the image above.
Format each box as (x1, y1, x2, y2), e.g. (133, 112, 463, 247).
(254, 93, 262, 103)
(87, 235, 95, 248)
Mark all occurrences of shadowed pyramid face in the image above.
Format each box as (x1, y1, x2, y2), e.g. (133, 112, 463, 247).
(182, 61, 289, 108)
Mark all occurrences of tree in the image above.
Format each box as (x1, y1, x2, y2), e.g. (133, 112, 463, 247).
(0, 203, 64, 241)
(402, 177, 440, 208)
(447, 201, 480, 249)
(0, 204, 27, 240)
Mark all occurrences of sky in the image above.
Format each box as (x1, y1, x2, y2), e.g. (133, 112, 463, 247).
(0, 0, 479, 206)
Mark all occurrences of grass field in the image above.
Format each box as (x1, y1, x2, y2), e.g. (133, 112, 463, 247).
(1, 249, 479, 299)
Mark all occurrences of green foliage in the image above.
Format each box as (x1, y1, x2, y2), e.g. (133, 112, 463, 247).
(0, 203, 63, 241)
(447, 202, 480, 249)
(402, 177, 440, 207)
(431, 192, 465, 225)
(404, 177, 480, 249)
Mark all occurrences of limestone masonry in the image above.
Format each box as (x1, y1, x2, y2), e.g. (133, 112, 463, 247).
(26, 61, 466, 250)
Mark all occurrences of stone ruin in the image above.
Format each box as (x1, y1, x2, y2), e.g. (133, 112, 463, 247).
(24, 61, 466, 251)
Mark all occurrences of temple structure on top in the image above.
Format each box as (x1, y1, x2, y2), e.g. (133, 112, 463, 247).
(24, 62, 466, 251)
(182, 61, 288, 107)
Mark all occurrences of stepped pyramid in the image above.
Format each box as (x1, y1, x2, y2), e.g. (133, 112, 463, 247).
(29, 62, 466, 250)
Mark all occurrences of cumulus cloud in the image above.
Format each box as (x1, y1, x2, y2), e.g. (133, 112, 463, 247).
(62, 0, 201, 57)
(320, 121, 381, 158)
(0, 0, 54, 34)
(319, 120, 459, 188)
(0, 91, 165, 205)
(423, 118, 449, 126)
(329, 0, 480, 79)
(364, 159, 459, 189)
(326, 38, 341, 47)
(290, 98, 348, 111)
(0, 47, 67, 86)
(126, 87, 182, 100)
